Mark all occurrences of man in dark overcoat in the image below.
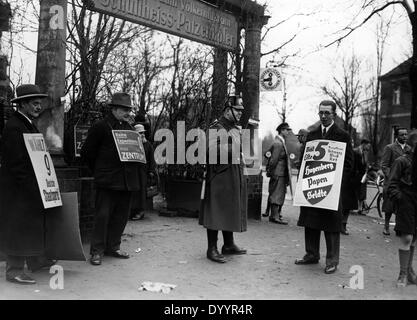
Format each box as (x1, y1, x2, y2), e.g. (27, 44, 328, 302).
(81, 92, 140, 266)
(199, 95, 247, 263)
(264, 122, 291, 224)
(295, 100, 353, 274)
(0, 84, 56, 284)
(379, 127, 410, 235)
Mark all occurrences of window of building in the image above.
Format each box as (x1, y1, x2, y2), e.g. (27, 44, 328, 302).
(393, 87, 401, 105)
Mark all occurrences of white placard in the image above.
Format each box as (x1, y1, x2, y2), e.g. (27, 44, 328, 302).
(293, 140, 346, 211)
(23, 133, 62, 209)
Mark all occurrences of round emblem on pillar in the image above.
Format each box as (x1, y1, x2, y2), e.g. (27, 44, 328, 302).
(260, 68, 282, 91)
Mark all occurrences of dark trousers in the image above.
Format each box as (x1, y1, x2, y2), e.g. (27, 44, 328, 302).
(131, 168, 147, 216)
(342, 209, 349, 225)
(90, 188, 132, 255)
(207, 229, 234, 248)
(6, 255, 41, 277)
(304, 227, 340, 266)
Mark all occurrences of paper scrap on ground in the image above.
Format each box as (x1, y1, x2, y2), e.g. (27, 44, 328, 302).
(138, 281, 177, 294)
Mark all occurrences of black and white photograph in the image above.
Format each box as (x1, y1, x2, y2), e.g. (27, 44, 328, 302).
(0, 0, 416, 309)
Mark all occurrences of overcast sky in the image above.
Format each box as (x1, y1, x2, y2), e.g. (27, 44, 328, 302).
(258, 0, 412, 137)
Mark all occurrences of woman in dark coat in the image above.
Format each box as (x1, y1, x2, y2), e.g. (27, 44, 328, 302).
(0, 84, 54, 284)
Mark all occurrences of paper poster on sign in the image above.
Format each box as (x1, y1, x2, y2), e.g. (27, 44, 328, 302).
(23, 134, 62, 209)
(293, 140, 346, 211)
(112, 130, 146, 163)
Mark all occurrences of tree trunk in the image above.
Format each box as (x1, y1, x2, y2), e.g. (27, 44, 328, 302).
(410, 12, 417, 129)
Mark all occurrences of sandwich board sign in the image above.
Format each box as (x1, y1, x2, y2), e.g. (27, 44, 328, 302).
(23, 133, 62, 209)
(293, 140, 346, 211)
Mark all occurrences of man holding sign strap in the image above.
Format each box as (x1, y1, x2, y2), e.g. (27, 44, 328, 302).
(295, 100, 353, 274)
(0, 84, 56, 284)
(81, 93, 140, 266)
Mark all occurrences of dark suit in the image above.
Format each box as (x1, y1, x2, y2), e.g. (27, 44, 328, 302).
(297, 123, 353, 266)
(0, 112, 47, 275)
(81, 114, 140, 255)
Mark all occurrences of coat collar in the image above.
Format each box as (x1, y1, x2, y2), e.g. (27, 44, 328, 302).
(13, 111, 39, 133)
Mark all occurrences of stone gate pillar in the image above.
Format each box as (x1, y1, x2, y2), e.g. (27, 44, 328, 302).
(35, 0, 67, 162)
(242, 14, 269, 220)
(211, 48, 228, 121)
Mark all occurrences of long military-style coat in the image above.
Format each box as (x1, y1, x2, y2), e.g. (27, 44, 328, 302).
(0, 112, 46, 256)
(81, 114, 140, 191)
(297, 123, 354, 232)
(380, 141, 411, 213)
(199, 117, 247, 232)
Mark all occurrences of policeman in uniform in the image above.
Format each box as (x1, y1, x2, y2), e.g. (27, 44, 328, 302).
(199, 95, 248, 263)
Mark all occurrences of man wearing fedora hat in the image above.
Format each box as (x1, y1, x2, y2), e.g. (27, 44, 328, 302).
(130, 123, 155, 221)
(199, 95, 248, 263)
(0, 84, 57, 284)
(263, 122, 291, 225)
(81, 92, 140, 266)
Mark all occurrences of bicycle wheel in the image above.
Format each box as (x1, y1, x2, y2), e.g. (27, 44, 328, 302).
(377, 193, 383, 218)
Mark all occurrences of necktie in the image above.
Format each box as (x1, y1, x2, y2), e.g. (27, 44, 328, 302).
(322, 127, 326, 137)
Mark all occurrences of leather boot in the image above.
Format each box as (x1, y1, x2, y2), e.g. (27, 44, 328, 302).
(341, 223, 349, 235)
(262, 200, 271, 217)
(206, 229, 226, 263)
(221, 231, 247, 255)
(397, 249, 410, 287)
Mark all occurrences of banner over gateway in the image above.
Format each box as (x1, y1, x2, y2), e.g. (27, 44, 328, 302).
(86, 0, 239, 51)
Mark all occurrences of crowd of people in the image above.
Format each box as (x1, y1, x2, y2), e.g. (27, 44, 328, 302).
(0, 84, 416, 290)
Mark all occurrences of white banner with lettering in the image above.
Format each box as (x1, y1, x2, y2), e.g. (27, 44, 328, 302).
(293, 140, 346, 211)
(23, 133, 62, 209)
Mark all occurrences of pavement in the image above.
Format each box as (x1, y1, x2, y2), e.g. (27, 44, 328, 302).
(0, 173, 416, 300)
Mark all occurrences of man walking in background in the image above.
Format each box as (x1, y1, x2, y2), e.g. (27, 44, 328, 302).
(264, 122, 291, 225)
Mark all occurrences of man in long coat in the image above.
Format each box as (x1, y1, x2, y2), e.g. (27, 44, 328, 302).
(379, 128, 410, 235)
(295, 100, 353, 274)
(199, 95, 247, 263)
(81, 92, 140, 266)
(0, 84, 56, 284)
(264, 122, 291, 224)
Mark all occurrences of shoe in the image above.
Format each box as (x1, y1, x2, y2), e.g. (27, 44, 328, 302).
(324, 264, 337, 274)
(341, 228, 349, 235)
(207, 247, 226, 263)
(131, 212, 145, 221)
(262, 213, 269, 217)
(269, 217, 288, 225)
(294, 257, 319, 265)
(383, 227, 390, 236)
(29, 259, 57, 272)
(104, 250, 130, 259)
(6, 273, 36, 285)
(408, 268, 417, 284)
(221, 244, 247, 255)
(397, 273, 407, 287)
(90, 254, 102, 266)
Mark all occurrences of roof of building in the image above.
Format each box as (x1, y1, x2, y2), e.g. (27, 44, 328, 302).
(379, 58, 412, 80)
